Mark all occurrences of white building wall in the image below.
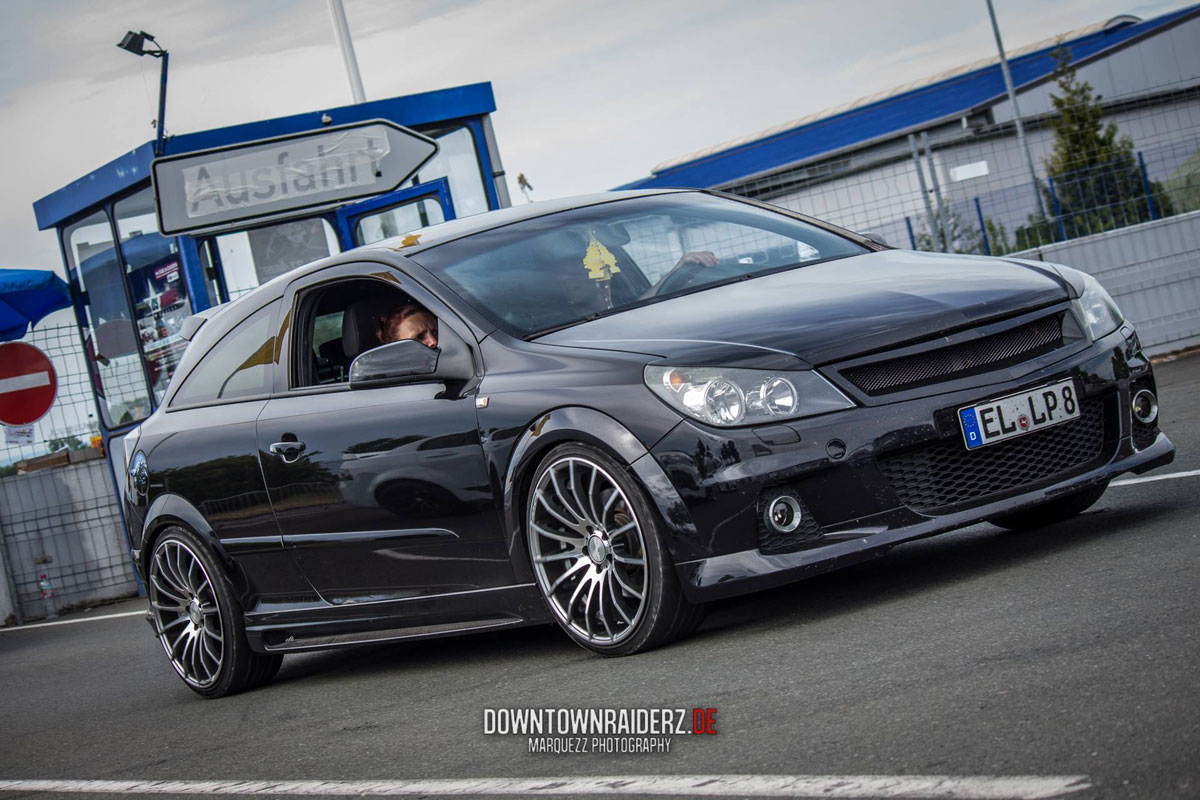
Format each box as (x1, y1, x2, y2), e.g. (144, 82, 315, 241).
(992, 14, 1200, 123)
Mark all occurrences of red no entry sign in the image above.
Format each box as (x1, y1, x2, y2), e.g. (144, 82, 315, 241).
(0, 342, 58, 426)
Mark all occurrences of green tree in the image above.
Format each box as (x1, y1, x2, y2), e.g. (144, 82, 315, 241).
(1036, 43, 1174, 238)
(912, 199, 988, 255)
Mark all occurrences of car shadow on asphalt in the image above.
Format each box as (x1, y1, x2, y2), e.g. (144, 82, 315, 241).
(270, 492, 1183, 684)
(696, 494, 1184, 639)
(272, 621, 566, 686)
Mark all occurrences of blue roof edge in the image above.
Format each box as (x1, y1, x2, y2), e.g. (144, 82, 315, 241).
(615, 4, 1200, 191)
(33, 81, 496, 231)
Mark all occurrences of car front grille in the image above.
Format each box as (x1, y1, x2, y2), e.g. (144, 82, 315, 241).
(842, 313, 1065, 396)
(1132, 417, 1158, 450)
(877, 394, 1112, 515)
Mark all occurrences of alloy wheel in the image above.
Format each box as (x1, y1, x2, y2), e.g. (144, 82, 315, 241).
(528, 455, 649, 645)
(148, 538, 225, 689)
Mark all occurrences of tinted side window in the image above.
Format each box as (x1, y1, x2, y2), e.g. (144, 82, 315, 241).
(297, 279, 429, 388)
(171, 302, 278, 407)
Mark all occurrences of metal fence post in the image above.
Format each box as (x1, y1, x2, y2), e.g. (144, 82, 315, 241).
(905, 216, 917, 249)
(974, 197, 991, 256)
(1048, 177, 1067, 241)
(908, 133, 941, 251)
(922, 132, 953, 252)
(1137, 151, 1158, 221)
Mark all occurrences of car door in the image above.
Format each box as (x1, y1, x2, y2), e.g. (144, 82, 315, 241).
(256, 262, 511, 605)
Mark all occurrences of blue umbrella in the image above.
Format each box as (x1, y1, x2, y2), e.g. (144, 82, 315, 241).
(0, 268, 72, 342)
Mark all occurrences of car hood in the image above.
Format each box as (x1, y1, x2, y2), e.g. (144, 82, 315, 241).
(535, 250, 1071, 366)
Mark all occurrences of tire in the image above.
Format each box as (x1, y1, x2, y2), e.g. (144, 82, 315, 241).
(525, 443, 706, 656)
(989, 482, 1109, 531)
(147, 526, 283, 697)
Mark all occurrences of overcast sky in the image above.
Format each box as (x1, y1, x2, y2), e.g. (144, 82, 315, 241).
(0, 0, 1192, 276)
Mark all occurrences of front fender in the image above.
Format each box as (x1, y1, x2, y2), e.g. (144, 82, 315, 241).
(497, 407, 702, 589)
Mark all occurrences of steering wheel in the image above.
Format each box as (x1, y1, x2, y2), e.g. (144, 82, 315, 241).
(645, 252, 731, 298)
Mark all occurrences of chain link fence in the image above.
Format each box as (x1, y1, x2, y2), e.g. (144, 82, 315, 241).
(724, 81, 1200, 259)
(0, 458, 139, 624)
(1, 311, 101, 471)
(0, 310, 140, 624)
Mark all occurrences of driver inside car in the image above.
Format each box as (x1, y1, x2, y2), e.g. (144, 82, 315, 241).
(558, 243, 722, 314)
(377, 302, 439, 349)
(644, 250, 720, 296)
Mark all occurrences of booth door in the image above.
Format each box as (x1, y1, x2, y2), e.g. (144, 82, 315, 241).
(335, 178, 456, 249)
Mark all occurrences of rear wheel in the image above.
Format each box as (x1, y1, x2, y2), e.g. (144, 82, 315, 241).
(147, 526, 282, 697)
(526, 444, 705, 656)
(989, 482, 1109, 531)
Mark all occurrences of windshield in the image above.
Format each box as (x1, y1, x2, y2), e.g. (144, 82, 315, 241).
(410, 193, 869, 338)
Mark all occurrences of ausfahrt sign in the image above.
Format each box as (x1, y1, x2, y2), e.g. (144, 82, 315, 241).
(0, 342, 58, 426)
(151, 119, 439, 235)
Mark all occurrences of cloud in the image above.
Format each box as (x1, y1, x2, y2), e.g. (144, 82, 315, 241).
(0, 0, 1193, 275)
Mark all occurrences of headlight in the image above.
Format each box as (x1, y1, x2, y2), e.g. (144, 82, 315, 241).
(1072, 274, 1122, 341)
(644, 366, 854, 427)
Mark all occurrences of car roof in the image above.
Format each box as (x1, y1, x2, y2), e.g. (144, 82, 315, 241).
(361, 188, 687, 256)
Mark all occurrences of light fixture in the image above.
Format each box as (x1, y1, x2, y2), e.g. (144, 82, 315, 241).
(117, 30, 164, 57)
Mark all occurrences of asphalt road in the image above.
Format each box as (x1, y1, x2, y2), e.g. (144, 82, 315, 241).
(1, 356, 1198, 800)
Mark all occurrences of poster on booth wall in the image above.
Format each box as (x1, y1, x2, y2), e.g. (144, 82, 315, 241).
(151, 260, 183, 309)
(4, 424, 35, 445)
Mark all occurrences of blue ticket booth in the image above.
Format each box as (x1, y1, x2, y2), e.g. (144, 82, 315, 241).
(32, 83, 509, 446)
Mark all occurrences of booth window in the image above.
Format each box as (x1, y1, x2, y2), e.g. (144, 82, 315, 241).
(417, 126, 488, 218)
(171, 302, 278, 407)
(63, 210, 154, 428)
(355, 197, 445, 246)
(115, 188, 190, 404)
(213, 218, 341, 300)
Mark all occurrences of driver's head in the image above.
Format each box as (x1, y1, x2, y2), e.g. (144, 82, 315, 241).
(378, 303, 439, 349)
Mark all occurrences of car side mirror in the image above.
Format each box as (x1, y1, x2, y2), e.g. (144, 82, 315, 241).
(348, 326, 474, 389)
(349, 339, 436, 388)
(858, 231, 891, 247)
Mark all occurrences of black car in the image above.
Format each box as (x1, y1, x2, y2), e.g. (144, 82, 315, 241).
(122, 190, 1173, 697)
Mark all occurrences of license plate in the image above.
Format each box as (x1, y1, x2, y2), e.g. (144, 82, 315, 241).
(958, 379, 1080, 450)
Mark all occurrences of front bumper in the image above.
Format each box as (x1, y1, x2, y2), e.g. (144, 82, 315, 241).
(648, 325, 1175, 603)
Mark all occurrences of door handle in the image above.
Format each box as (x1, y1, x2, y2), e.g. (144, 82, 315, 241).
(269, 440, 306, 461)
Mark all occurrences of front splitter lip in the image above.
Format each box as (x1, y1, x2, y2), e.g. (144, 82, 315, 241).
(676, 432, 1175, 603)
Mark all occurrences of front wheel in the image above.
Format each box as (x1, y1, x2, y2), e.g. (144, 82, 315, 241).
(988, 482, 1109, 531)
(526, 444, 705, 656)
(147, 527, 282, 697)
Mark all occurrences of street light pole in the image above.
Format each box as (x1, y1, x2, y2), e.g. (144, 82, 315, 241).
(985, 0, 1048, 220)
(155, 50, 169, 157)
(327, 0, 366, 104)
(116, 31, 169, 156)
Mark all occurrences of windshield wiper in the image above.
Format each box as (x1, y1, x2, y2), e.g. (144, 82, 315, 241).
(524, 308, 631, 340)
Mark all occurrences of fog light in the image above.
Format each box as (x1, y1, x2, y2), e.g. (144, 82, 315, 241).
(1132, 389, 1158, 425)
(764, 494, 803, 534)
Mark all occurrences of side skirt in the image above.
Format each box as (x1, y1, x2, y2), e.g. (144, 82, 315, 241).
(243, 583, 550, 654)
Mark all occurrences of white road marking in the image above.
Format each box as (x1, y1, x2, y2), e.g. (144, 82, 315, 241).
(0, 775, 1092, 799)
(0, 371, 51, 394)
(0, 609, 145, 633)
(1111, 468, 1200, 487)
